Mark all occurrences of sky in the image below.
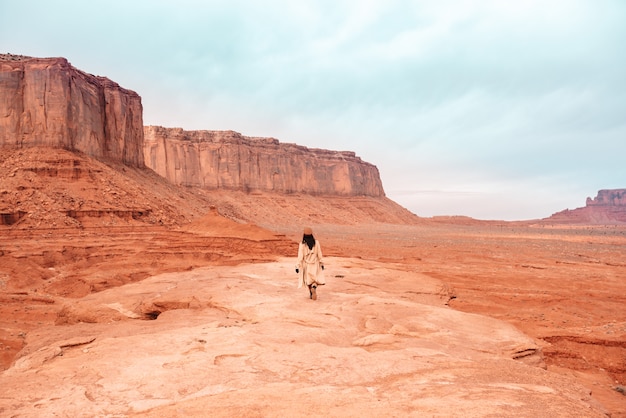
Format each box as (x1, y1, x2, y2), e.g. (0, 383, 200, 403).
(1, 0, 625, 220)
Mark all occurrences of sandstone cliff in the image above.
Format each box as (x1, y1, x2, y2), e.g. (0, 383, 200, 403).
(586, 189, 626, 207)
(0, 54, 144, 166)
(545, 188, 626, 224)
(144, 125, 385, 196)
(1, 54, 386, 197)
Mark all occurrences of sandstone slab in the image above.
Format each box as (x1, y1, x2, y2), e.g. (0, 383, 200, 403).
(0, 259, 606, 417)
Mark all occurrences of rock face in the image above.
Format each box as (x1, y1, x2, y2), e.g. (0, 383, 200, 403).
(545, 189, 626, 224)
(0, 54, 144, 167)
(0, 54, 384, 196)
(144, 126, 385, 196)
(586, 189, 626, 207)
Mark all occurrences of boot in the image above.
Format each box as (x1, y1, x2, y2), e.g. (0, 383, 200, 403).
(311, 285, 317, 301)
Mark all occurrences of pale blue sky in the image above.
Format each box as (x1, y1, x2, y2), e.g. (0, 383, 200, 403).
(2, 0, 625, 220)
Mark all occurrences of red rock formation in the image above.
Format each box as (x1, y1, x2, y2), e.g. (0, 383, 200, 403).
(545, 189, 626, 224)
(0, 54, 144, 167)
(144, 125, 385, 196)
(1, 54, 384, 196)
(586, 189, 626, 206)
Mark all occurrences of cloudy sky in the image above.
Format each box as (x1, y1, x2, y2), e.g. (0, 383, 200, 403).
(2, 0, 625, 220)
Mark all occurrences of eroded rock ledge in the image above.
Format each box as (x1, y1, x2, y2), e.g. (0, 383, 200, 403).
(144, 125, 385, 196)
(0, 54, 144, 167)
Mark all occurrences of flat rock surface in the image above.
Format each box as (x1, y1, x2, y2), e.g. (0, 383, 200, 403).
(0, 258, 607, 417)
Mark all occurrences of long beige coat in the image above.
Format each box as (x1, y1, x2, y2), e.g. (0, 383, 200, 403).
(296, 240, 325, 288)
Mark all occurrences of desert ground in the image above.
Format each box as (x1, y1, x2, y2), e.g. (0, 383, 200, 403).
(1, 148, 625, 416)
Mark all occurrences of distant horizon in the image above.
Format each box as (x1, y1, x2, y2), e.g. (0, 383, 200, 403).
(142, 121, 611, 222)
(142, 121, 616, 221)
(0, 50, 612, 221)
(2, 1, 624, 221)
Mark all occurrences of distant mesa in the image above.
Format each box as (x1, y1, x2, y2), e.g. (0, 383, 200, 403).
(0, 54, 385, 198)
(144, 126, 385, 196)
(544, 189, 626, 224)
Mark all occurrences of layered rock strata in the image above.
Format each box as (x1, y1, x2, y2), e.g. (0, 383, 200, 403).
(0, 54, 144, 166)
(144, 126, 385, 196)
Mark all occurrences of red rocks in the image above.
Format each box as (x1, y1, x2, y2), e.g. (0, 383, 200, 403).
(545, 189, 626, 224)
(1, 55, 386, 196)
(144, 125, 385, 196)
(0, 54, 144, 167)
(586, 189, 626, 206)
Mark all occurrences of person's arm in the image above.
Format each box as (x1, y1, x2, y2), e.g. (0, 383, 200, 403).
(296, 242, 303, 272)
(317, 241, 324, 270)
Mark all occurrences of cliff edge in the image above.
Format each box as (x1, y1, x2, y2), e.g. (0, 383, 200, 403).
(1, 54, 387, 197)
(0, 54, 144, 166)
(144, 125, 385, 196)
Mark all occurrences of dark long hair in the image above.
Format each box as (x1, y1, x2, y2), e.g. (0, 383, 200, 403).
(302, 234, 315, 250)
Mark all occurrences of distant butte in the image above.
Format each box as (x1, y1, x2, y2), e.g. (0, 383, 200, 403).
(544, 189, 626, 224)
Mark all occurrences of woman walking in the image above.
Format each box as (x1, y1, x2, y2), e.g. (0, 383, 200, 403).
(296, 227, 325, 300)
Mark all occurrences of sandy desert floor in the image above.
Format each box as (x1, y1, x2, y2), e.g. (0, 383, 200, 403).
(1, 216, 625, 417)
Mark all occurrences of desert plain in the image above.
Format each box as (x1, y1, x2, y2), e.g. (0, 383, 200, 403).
(0, 150, 625, 417)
